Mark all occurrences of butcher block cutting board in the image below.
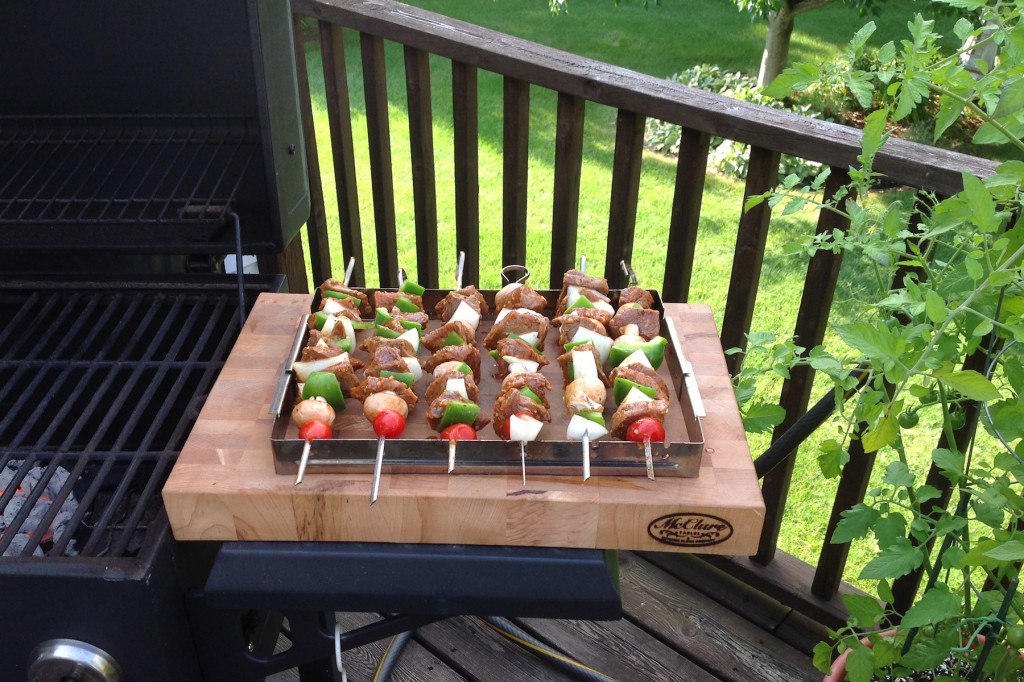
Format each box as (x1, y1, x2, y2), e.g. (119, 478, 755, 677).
(162, 293, 764, 554)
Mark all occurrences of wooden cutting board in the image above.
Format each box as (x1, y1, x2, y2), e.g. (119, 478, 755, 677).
(162, 293, 764, 554)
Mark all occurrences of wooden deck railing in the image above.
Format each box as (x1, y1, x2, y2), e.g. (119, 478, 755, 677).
(281, 0, 1000, 628)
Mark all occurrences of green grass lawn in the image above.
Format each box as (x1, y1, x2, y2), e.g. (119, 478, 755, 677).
(298, 0, 969, 590)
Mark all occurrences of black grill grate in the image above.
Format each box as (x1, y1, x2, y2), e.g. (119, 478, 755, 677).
(0, 115, 258, 226)
(0, 283, 246, 559)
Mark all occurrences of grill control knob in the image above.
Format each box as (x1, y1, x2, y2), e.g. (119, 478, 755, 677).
(27, 639, 122, 682)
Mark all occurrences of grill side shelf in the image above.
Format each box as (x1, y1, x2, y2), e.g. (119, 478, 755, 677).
(271, 288, 705, 477)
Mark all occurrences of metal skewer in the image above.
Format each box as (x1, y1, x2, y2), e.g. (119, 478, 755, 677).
(456, 250, 465, 290)
(578, 255, 594, 483)
(371, 436, 386, 505)
(582, 434, 591, 481)
(520, 440, 527, 486)
(295, 440, 312, 486)
(644, 440, 655, 480)
(620, 259, 654, 480)
(295, 259, 358, 486)
(448, 439, 457, 474)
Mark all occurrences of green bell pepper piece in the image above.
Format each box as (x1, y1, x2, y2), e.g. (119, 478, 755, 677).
(609, 336, 668, 369)
(441, 331, 465, 347)
(565, 294, 594, 311)
(323, 290, 360, 303)
(578, 411, 605, 426)
(302, 372, 345, 410)
(313, 311, 329, 330)
(519, 387, 543, 405)
(394, 295, 421, 313)
(399, 319, 423, 331)
(399, 279, 426, 296)
(612, 377, 657, 405)
(438, 400, 480, 430)
(375, 307, 393, 324)
(375, 324, 401, 339)
(380, 370, 416, 388)
(330, 337, 354, 353)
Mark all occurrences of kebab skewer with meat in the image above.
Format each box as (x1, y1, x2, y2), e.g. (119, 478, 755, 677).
(487, 267, 553, 484)
(427, 257, 493, 471)
(555, 259, 613, 480)
(291, 258, 361, 485)
(608, 261, 670, 479)
(358, 270, 427, 503)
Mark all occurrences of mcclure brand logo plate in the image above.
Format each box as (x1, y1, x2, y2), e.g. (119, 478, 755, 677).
(647, 513, 733, 547)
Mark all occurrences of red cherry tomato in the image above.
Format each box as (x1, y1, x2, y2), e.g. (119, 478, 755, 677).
(502, 412, 534, 441)
(372, 409, 406, 438)
(441, 423, 477, 441)
(626, 417, 666, 443)
(298, 419, 333, 441)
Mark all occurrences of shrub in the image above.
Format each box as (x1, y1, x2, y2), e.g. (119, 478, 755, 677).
(645, 64, 825, 184)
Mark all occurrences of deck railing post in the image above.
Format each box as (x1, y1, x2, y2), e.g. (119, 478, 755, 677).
(756, 168, 852, 563)
(404, 46, 440, 288)
(293, 16, 331, 287)
(721, 146, 781, 375)
(661, 128, 710, 303)
(503, 77, 531, 270)
(318, 21, 366, 287)
(603, 109, 646, 289)
(549, 93, 585, 287)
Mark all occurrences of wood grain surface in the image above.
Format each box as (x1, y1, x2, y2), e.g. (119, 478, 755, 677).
(162, 294, 764, 554)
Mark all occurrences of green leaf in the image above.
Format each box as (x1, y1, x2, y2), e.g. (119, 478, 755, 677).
(962, 172, 996, 232)
(862, 410, 899, 453)
(934, 93, 964, 142)
(860, 539, 924, 580)
(836, 322, 901, 360)
(843, 593, 884, 628)
(994, 76, 1024, 119)
(901, 629, 961, 670)
(846, 643, 876, 682)
(932, 447, 964, 475)
(894, 75, 930, 121)
(936, 370, 1002, 401)
(965, 256, 984, 280)
(953, 17, 974, 43)
(812, 642, 834, 675)
(844, 71, 875, 109)
(818, 440, 850, 478)
(741, 403, 786, 433)
(901, 585, 961, 628)
(924, 290, 946, 324)
(833, 503, 879, 544)
(861, 108, 890, 161)
(877, 41, 896, 64)
(983, 540, 1024, 561)
(849, 21, 876, 52)
(883, 461, 915, 489)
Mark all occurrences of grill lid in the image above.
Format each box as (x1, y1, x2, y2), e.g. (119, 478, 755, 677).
(0, 0, 309, 255)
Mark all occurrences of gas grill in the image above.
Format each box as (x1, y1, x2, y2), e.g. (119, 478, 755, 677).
(0, 2, 622, 681)
(0, 1, 309, 678)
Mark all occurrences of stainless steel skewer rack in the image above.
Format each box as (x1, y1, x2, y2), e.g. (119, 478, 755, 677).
(270, 288, 706, 477)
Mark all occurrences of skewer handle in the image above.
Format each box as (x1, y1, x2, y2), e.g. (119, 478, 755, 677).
(295, 439, 312, 486)
(520, 440, 527, 487)
(582, 434, 591, 482)
(620, 260, 639, 286)
(371, 436, 386, 504)
(448, 439, 457, 474)
(456, 251, 465, 290)
(579, 254, 587, 274)
(343, 257, 356, 286)
(644, 438, 655, 481)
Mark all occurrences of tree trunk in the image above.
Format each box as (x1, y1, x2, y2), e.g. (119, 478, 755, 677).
(757, 1, 796, 88)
